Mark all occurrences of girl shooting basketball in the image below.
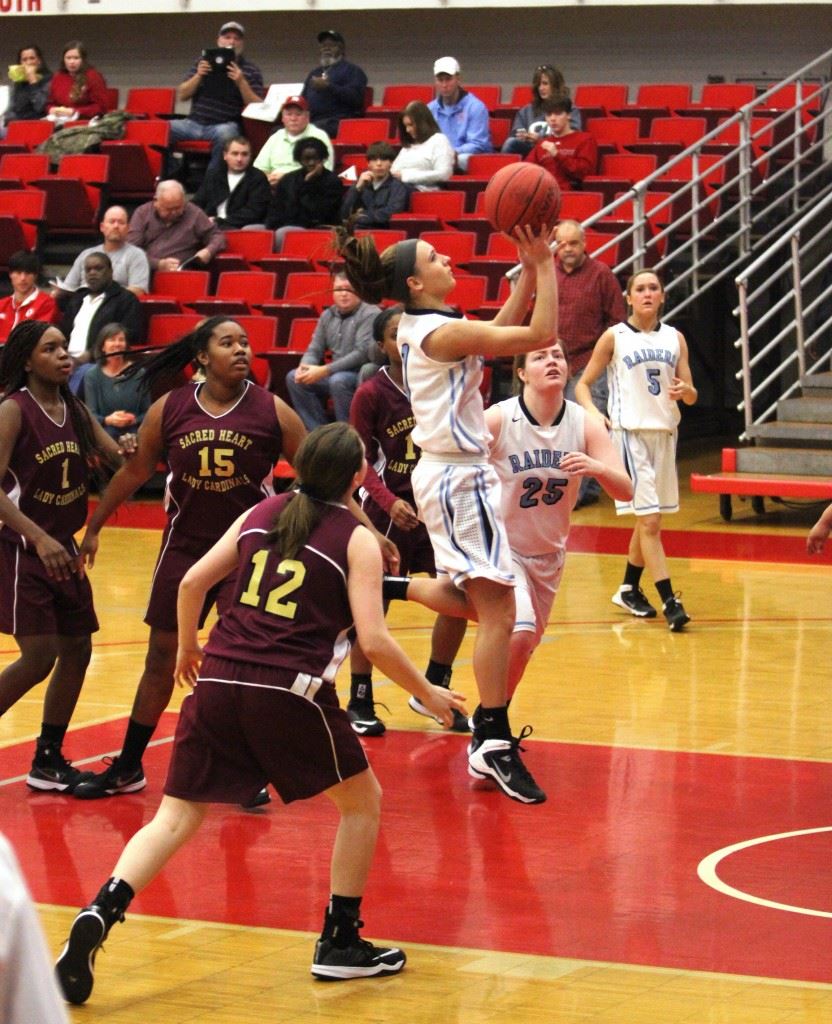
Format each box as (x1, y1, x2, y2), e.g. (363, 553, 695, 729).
(337, 223, 557, 804)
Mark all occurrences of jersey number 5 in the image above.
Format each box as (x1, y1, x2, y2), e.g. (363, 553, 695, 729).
(519, 476, 568, 508)
(646, 368, 662, 395)
(239, 552, 307, 619)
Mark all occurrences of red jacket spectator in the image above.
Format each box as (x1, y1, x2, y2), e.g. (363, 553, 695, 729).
(526, 129, 597, 191)
(0, 290, 58, 344)
(47, 42, 109, 119)
(525, 98, 597, 191)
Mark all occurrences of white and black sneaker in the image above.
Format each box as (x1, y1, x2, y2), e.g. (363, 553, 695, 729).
(347, 700, 387, 737)
(27, 745, 93, 793)
(55, 905, 108, 1005)
(311, 937, 406, 980)
(467, 726, 546, 804)
(663, 594, 690, 632)
(611, 585, 657, 618)
(408, 695, 470, 733)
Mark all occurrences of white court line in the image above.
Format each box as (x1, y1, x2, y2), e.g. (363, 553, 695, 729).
(698, 826, 832, 919)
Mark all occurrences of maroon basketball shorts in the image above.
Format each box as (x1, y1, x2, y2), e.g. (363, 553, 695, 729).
(363, 499, 436, 576)
(144, 538, 234, 631)
(164, 655, 370, 805)
(0, 539, 98, 637)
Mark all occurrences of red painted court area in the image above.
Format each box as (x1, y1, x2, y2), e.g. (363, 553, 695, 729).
(3, 716, 831, 984)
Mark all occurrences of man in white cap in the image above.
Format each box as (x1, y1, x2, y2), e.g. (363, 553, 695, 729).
(427, 56, 493, 171)
(253, 95, 335, 186)
(169, 21, 265, 173)
(301, 30, 368, 138)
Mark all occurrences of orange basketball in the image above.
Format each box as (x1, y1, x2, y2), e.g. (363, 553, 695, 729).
(483, 162, 561, 236)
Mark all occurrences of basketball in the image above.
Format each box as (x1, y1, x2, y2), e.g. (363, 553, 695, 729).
(483, 163, 561, 236)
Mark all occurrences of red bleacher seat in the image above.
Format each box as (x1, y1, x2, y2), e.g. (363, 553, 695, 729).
(148, 270, 210, 304)
(355, 228, 407, 252)
(188, 271, 277, 317)
(146, 313, 202, 347)
(272, 272, 332, 312)
(2, 120, 53, 150)
(0, 153, 50, 189)
(220, 229, 275, 263)
(559, 191, 605, 222)
(627, 116, 708, 163)
(280, 229, 339, 267)
(466, 84, 501, 110)
(286, 317, 319, 351)
(0, 190, 45, 251)
(489, 117, 511, 150)
(101, 119, 169, 201)
(335, 119, 395, 145)
(125, 87, 176, 118)
(573, 84, 629, 120)
(30, 154, 110, 236)
(420, 230, 477, 266)
(460, 232, 518, 299)
(585, 117, 641, 155)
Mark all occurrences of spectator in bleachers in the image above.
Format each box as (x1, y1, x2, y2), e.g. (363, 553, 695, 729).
(301, 30, 368, 138)
(59, 206, 150, 298)
(1, 46, 52, 136)
(128, 180, 225, 273)
(285, 267, 382, 429)
(525, 97, 597, 192)
(391, 101, 455, 191)
(555, 219, 627, 507)
(60, 253, 142, 392)
(340, 142, 410, 227)
(502, 64, 581, 156)
(253, 95, 334, 186)
(82, 323, 150, 440)
(265, 137, 344, 249)
(169, 21, 265, 174)
(0, 251, 58, 344)
(427, 56, 492, 172)
(192, 135, 270, 229)
(46, 41, 109, 121)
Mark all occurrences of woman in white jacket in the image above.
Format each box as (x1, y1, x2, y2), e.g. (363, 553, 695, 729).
(391, 101, 455, 191)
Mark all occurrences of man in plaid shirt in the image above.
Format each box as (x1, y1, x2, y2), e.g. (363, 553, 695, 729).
(555, 218, 627, 505)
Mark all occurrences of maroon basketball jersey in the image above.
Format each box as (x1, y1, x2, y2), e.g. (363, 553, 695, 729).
(161, 381, 283, 553)
(0, 389, 88, 547)
(350, 368, 420, 517)
(205, 493, 361, 680)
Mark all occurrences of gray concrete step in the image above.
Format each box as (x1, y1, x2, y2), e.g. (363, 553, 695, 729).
(800, 372, 832, 398)
(736, 446, 832, 475)
(746, 421, 832, 447)
(777, 396, 832, 422)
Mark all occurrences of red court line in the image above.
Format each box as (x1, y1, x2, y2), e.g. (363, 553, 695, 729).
(4, 718, 831, 984)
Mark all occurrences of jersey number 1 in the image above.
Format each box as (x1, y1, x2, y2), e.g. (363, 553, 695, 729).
(239, 551, 306, 619)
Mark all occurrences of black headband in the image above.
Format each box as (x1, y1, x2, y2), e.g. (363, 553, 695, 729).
(390, 239, 419, 302)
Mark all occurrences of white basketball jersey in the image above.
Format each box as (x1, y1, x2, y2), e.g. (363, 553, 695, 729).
(398, 310, 489, 457)
(606, 321, 681, 431)
(489, 395, 585, 557)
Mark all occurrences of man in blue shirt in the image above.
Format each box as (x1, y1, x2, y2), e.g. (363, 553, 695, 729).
(302, 30, 368, 138)
(427, 56, 493, 171)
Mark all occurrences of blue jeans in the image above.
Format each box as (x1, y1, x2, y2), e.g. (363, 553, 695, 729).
(566, 371, 609, 501)
(285, 368, 359, 430)
(168, 118, 240, 173)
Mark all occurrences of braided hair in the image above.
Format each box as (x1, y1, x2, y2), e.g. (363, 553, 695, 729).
(0, 321, 108, 485)
(266, 422, 364, 558)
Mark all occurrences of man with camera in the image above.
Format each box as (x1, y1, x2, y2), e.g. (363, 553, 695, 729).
(169, 21, 265, 174)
